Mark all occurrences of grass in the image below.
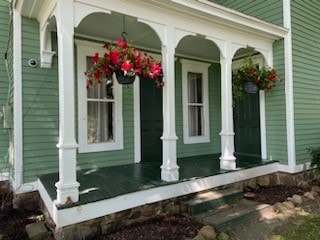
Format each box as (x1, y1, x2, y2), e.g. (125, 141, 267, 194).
(270, 215, 320, 240)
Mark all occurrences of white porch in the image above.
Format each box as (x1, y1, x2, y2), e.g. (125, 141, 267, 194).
(38, 155, 278, 228)
(15, 0, 288, 226)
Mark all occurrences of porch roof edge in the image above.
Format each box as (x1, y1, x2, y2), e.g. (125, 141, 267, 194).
(150, 0, 289, 40)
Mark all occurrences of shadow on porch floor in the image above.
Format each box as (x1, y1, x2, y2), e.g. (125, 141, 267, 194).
(39, 154, 276, 209)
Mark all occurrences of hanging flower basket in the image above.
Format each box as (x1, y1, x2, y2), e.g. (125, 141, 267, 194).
(244, 82, 258, 94)
(115, 71, 135, 84)
(85, 38, 164, 88)
(232, 53, 283, 103)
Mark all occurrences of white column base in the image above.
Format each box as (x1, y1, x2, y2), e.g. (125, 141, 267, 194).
(219, 156, 236, 170)
(161, 164, 180, 182)
(55, 181, 80, 205)
(161, 135, 179, 182)
(220, 131, 236, 170)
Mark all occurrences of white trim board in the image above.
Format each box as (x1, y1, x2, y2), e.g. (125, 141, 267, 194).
(0, 172, 9, 181)
(13, 8, 23, 191)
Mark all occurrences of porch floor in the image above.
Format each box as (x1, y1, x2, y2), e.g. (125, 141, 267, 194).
(39, 154, 276, 209)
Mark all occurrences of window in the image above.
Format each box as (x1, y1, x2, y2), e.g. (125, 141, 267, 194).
(77, 41, 123, 153)
(181, 59, 210, 144)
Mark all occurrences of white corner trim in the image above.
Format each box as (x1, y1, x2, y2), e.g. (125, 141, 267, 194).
(283, 0, 296, 169)
(134, 78, 141, 163)
(13, 8, 23, 191)
(259, 90, 267, 160)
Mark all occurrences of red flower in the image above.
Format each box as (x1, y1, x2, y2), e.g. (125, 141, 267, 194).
(103, 66, 112, 75)
(268, 72, 277, 80)
(92, 52, 99, 64)
(109, 51, 120, 66)
(121, 60, 134, 71)
(116, 38, 127, 49)
(85, 38, 164, 89)
(94, 70, 102, 80)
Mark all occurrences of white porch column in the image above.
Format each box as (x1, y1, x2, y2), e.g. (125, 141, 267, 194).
(219, 42, 236, 170)
(55, 0, 79, 204)
(161, 27, 179, 182)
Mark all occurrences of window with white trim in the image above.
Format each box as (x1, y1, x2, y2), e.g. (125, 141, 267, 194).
(181, 59, 210, 144)
(76, 41, 123, 153)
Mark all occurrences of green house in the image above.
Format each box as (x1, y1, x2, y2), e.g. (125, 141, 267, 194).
(0, 0, 319, 237)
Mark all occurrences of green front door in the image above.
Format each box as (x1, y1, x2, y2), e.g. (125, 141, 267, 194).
(140, 78, 163, 162)
(233, 93, 261, 158)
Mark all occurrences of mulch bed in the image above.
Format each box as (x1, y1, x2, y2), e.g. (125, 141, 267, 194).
(243, 184, 306, 205)
(98, 215, 204, 240)
(0, 194, 42, 240)
(0, 184, 310, 240)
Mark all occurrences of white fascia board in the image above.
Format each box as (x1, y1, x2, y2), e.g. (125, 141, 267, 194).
(159, 0, 288, 39)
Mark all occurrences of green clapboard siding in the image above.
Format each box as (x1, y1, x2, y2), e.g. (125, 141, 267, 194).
(211, 0, 283, 27)
(0, 0, 11, 174)
(291, 2, 320, 165)
(21, 22, 135, 182)
(265, 39, 287, 164)
(21, 18, 59, 183)
(175, 59, 221, 158)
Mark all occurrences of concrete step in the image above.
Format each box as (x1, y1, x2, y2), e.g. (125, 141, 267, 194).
(181, 188, 243, 215)
(196, 199, 273, 231)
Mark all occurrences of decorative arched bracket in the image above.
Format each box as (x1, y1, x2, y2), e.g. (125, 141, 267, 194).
(40, 21, 56, 68)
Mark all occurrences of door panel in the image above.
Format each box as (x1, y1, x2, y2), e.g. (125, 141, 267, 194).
(234, 93, 261, 158)
(140, 78, 163, 162)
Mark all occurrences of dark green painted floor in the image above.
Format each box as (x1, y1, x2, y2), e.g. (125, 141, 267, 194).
(39, 154, 276, 209)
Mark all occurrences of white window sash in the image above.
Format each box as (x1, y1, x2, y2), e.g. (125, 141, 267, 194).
(181, 59, 210, 144)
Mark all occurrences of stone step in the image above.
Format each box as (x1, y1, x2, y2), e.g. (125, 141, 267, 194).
(181, 188, 243, 215)
(196, 199, 273, 231)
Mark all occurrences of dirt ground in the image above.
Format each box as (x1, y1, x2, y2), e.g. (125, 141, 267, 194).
(1, 183, 320, 240)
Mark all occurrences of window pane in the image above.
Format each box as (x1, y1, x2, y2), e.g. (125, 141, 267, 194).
(87, 79, 114, 99)
(188, 106, 204, 136)
(188, 72, 203, 103)
(87, 101, 114, 143)
(87, 56, 114, 100)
